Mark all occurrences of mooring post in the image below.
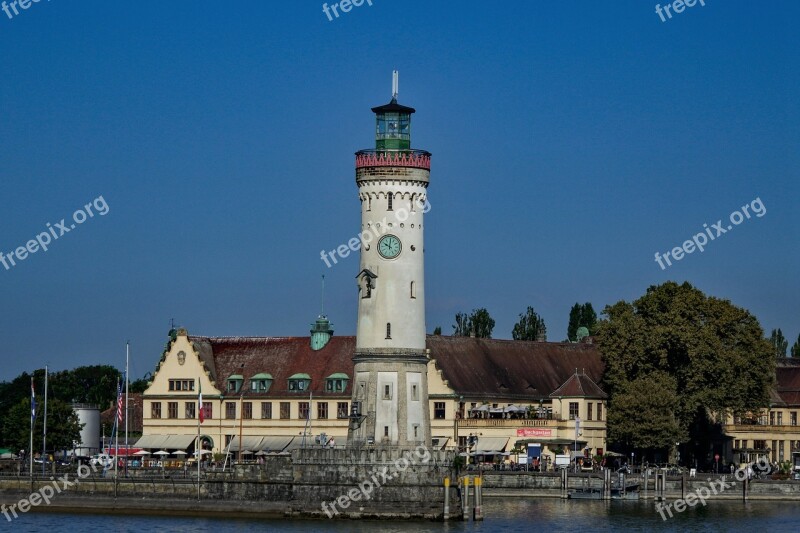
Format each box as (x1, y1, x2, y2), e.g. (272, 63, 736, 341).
(474, 475, 483, 521)
(743, 474, 748, 502)
(443, 477, 450, 521)
(561, 467, 569, 499)
(644, 468, 648, 500)
(681, 471, 686, 499)
(603, 467, 611, 500)
(462, 475, 470, 521)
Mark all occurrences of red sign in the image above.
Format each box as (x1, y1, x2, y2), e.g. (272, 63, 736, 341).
(516, 428, 553, 437)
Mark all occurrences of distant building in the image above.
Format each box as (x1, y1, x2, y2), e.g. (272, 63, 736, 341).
(139, 329, 607, 462)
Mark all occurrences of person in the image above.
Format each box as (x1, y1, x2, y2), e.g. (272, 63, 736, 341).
(328, 437, 335, 449)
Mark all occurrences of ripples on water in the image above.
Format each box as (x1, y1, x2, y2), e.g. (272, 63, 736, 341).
(9, 499, 800, 532)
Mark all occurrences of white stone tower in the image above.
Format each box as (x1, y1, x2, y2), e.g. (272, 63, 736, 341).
(348, 72, 431, 447)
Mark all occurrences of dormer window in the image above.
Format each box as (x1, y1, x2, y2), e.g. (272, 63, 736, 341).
(249, 373, 273, 393)
(288, 373, 311, 392)
(227, 374, 243, 393)
(325, 373, 350, 393)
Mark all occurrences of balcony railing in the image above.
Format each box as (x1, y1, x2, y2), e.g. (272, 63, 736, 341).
(458, 418, 558, 428)
(355, 149, 431, 170)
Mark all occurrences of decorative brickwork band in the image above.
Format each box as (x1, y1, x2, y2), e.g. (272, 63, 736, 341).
(355, 149, 431, 170)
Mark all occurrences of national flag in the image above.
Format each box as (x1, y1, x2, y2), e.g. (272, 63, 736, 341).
(116, 379, 124, 424)
(30, 378, 36, 422)
(198, 380, 204, 424)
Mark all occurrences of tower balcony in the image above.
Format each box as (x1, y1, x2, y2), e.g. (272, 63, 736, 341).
(355, 149, 431, 170)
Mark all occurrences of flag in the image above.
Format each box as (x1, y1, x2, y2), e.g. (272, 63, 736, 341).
(198, 380, 204, 424)
(30, 378, 36, 422)
(116, 379, 124, 424)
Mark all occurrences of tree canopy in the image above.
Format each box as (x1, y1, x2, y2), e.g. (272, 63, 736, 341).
(567, 302, 597, 341)
(792, 334, 800, 358)
(452, 308, 495, 338)
(597, 282, 774, 457)
(769, 328, 788, 358)
(3, 398, 82, 454)
(512, 306, 547, 341)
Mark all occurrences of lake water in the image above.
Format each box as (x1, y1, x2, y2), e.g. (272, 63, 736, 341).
(7, 498, 800, 532)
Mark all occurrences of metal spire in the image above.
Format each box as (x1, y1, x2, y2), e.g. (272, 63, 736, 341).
(392, 70, 399, 101)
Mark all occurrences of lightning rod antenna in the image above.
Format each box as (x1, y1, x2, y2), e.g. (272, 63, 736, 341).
(392, 70, 399, 101)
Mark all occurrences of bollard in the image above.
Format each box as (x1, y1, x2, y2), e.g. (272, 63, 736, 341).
(743, 474, 748, 502)
(474, 476, 483, 521)
(443, 477, 450, 521)
(462, 476, 471, 521)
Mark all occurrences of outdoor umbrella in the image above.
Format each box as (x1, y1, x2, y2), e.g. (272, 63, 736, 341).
(133, 450, 151, 456)
(153, 450, 169, 456)
(174, 451, 188, 456)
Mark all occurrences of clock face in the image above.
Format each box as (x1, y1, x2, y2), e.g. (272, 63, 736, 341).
(378, 234, 402, 259)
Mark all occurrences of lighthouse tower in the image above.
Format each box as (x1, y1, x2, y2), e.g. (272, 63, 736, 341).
(348, 72, 432, 447)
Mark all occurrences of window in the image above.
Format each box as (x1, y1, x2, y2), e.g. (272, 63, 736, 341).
(202, 402, 213, 420)
(299, 402, 310, 420)
(434, 402, 446, 419)
(250, 376, 273, 393)
(411, 384, 418, 401)
(383, 384, 392, 400)
(243, 402, 252, 420)
(597, 403, 603, 421)
(387, 192, 393, 211)
(318, 402, 328, 419)
(288, 375, 311, 392)
(261, 402, 272, 419)
(384, 426, 389, 437)
(185, 402, 196, 419)
(770, 411, 775, 425)
(413, 425, 419, 439)
(569, 402, 579, 420)
(225, 402, 236, 420)
(151, 402, 161, 419)
(792, 412, 797, 426)
(587, 403, 593, 421)
(410, 281, 416, 299)
(337, 402, 349, 419)
(227, 376, 243, 393)
(169, 379, 195, 392)
(168, 402, 178, 419)
(777, 412, 783, 425)
(779, 440, 785, 461)
(357, 382, 366, 399)
(280, 402, 291, 419)
(386, 323, 391, 339)
(325, 376, 349, 393)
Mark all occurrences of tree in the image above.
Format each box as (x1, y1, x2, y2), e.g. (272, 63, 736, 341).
(452, 308, 495, 338)
(769, 329, 788, 358)
(792, 334, 800, 358)
(512, 306, 547, 341)
(432, 326, 442, 336)
(567, 302, 598, 341)
(597, 281, 774, 458)
(3, 398, 82, 454)
(129, 377, 150, 394)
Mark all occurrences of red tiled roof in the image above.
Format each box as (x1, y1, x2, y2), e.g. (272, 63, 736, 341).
(189, 336, 355, 398)
(425, 336, 605, 400)
(550, 371, 608, 399)
(776, 362, 800, 407)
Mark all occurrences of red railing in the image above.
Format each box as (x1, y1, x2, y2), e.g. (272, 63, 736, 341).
(355, 149, 431, 170)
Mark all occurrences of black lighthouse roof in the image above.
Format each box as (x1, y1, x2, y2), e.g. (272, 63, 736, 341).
(371, 98, 415, 115)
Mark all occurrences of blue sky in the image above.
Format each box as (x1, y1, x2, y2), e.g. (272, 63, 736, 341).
(0, 1, 797, 380)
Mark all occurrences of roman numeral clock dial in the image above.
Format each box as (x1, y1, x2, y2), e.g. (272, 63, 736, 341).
(378, 234, 401, 259)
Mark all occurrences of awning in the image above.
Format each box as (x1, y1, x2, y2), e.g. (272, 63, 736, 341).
(473, 437, 509, 454)
(225, 436, 266, 453)
(134, 434, 197, 450)
(258, 436, 293, 452)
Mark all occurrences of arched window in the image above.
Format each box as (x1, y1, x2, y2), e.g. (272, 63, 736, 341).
(387, 193, 393, 211)
(386, 323, 392, 339)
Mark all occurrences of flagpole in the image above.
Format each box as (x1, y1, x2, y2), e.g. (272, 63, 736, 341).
(115, 377, 119, 479)
(125, 342, 129, 477)
(29, 376, 34, 480)
(42, 366, 48, 476)
(197, 377, 202, 501)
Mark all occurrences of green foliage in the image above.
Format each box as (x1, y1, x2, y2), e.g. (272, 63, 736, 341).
(512, 306, 547, 341)
(432, 326, 442, 336)
(770, 329, 788, 358)
(567, 302, 598, 341)
(597, 281, 774, 454)
(452, 308, 495, 338)
(3, 398, 82, 453)
(129, 378, 150, 394)
(792, 334, 800, 358)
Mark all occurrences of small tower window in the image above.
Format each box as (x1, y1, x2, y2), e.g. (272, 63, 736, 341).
(410, 281, 416, 299)
(386, 323, 392, 339)
(387, 193, 393, 211)
(410, 194, 416, 212)
(368, 196, 372, 211)
(384, 426, 389, 437)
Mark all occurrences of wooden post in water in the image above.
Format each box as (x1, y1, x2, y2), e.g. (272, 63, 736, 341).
(462, 476, 470, 521)
(474, 476, 483, 521)
(443, 477, 450, 520)
(560, 467, 569, 499)
(743, 474, 749, 502)
(681, 471, 686, 499)
(603, 468, 611, 500)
